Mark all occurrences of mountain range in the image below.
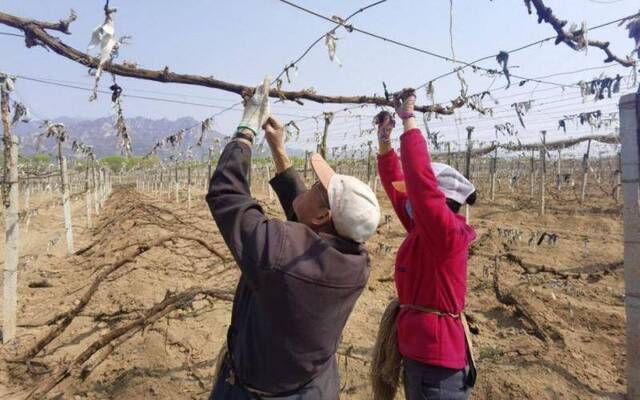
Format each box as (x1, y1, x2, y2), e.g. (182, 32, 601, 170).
(12, 116, 607, 163)
(11, 116, 231, 159)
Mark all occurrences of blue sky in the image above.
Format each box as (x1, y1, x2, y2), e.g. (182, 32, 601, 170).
(1, 0, 638, 152)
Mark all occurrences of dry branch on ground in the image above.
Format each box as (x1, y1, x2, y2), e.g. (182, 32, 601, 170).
(15, 234, 227, 362)
(26, 287, 234, 399)
(492, 257, 559, 343)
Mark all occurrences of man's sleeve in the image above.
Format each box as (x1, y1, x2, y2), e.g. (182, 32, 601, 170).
(206, 141, 285, 289)
(269, 166, 307, 222)
(377, 149, 411, 231)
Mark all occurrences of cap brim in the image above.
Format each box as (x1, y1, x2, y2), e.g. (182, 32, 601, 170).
(391, 181, 407, 193)
(310, 153, 336, 190)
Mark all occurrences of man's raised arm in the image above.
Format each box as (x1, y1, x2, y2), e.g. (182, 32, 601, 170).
(206, 85, 285, 288)
(264, 117, 307, 222)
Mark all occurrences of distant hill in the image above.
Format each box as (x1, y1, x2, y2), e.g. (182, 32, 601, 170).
(12, 116, 225, 158)
(11, 116, 306, 159)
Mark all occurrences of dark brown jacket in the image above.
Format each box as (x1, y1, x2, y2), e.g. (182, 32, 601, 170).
(206, 141, 370, 398)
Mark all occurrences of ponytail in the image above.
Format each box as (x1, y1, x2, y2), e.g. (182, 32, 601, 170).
(370, 299, 402, 400)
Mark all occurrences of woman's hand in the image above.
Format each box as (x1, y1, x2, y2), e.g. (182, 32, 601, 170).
(374, 110, 395, 155)
(374, 110, 395, 142)
(393, 88, 417, 131)
(392, 88, 416, 120)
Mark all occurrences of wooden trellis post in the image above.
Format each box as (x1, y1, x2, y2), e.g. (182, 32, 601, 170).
(539, 131, 546, 216)
(490, 144, 497, 201)
(57, 140, 74, 254)
(464, 126, 473, 223)
(366, 140, 373, 186)
(2, 84, 19, 344)
(187, 163, 192, 209)
(266, 165, 274, 201)
(320, 112, 334, 159)
(615, 151, 622, 202)
(303, 151, 310, 180)
(581, 139, 592, 204)
(619, 92, 640, 400)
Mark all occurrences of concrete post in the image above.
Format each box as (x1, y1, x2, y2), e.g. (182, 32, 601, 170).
(85, 160, 92, 228)
(539, 131, 546, 216)
(620, 93, 640, 399)
(615, 151, 622, 203)
(174, 160, 179, 204)
(490, 145, 497, 201)
(530, 149, 535, 198)
(464, 127, 474, 224)
(91, 155, 100, 215)
(2, 86, 19, 344)
(57, 141, 74, 254)
(557, 148, 563, 191)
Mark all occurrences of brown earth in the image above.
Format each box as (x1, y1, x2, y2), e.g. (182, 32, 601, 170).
(0, 178, 625, 399)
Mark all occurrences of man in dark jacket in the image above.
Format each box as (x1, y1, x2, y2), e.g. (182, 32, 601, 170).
(207, 86, 380, 399)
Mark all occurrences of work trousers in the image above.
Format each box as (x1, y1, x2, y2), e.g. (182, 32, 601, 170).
(208, 360, 339, 400)
(403, 357, 471, 400)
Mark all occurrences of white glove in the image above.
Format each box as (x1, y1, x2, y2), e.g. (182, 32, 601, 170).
(237, 84, 271, 136)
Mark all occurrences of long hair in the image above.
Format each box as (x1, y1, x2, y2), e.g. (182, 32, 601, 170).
(370, 298, 402, 400)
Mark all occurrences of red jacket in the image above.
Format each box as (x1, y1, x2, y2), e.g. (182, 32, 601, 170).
(377, 128, 476, 370)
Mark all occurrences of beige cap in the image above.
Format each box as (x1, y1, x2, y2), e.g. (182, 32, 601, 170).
(311, 154, 380, 243)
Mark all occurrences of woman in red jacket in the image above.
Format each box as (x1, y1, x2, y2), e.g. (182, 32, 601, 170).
(371, 89, 477, 400)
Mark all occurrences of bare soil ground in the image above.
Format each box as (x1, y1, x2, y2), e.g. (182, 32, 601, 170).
(0, 180, 625, 399)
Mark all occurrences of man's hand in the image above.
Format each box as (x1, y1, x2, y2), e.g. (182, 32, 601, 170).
(263, 116, 285, 152)
(237, 83, 271, 136)
(263, 116, 291, 174)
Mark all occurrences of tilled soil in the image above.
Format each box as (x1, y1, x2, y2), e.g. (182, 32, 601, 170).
(0, 183, 625, 399)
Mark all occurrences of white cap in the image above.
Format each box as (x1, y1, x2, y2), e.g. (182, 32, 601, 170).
(311, 154, 380, 243)
(391, 162, 475, 205)
(431, 162, 475, 204)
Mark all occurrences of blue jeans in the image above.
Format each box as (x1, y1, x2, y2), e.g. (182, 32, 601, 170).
(403, 357, 471, 400)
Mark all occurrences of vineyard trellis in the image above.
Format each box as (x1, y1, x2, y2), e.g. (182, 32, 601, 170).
(0, 0, 639, 398)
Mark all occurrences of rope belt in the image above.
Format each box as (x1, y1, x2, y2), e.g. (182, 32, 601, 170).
(400, 304, 461, 318)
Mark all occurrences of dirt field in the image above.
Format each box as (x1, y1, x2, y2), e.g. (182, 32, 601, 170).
(0, 177, 625, 399)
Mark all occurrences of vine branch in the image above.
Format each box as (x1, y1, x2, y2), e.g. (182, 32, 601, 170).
(0, 10, 465, 114)
(525, 0, 638, 67)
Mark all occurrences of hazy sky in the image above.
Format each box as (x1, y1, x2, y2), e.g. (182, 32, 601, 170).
(1, 0, 638, 152)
